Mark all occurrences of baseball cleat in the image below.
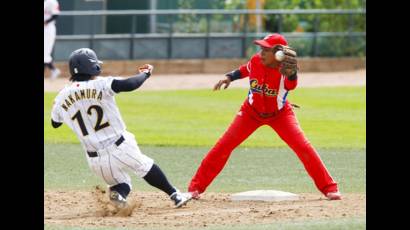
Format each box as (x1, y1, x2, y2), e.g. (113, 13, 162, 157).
(109, 190, 128, 209)
(326, 191, 342, 200)
(50, 68, 61, 80)
(170, 191, 192, 208)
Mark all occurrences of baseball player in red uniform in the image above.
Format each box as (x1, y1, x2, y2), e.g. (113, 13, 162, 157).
(188, 33, 342, 201)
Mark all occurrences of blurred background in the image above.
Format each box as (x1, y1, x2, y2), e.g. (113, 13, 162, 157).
(49, 0, 366, 75)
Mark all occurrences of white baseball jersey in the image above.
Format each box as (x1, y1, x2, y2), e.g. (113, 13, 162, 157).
(51, 76, 154, 186)
(52, 77, 127, 151)
(44, 0, 60, 63)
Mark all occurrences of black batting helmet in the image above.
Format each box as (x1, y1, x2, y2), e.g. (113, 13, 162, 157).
(68, 48, 103, 76)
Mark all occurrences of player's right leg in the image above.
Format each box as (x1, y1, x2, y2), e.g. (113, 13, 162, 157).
(188, 104, 262, 198)
(112, 132, 192, 208)
(143, 164, 192, 208)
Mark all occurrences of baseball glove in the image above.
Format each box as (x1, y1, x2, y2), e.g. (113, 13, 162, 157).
(278, 46, 298, 77)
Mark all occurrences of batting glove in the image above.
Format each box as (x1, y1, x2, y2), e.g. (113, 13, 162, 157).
(138, 64, 154, 75)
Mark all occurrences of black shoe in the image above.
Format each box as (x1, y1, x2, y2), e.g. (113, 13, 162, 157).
(110, 190, 128, 209)
(170, 190, 192, 208)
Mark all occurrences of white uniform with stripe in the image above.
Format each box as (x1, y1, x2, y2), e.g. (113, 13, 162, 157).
(44, 0, 60, 63)
(51, 76, 154, 188)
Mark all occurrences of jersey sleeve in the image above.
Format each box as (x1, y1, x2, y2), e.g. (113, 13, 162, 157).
(101, 76, 124, 96)
(239, 54, 259, 79)
(238, 62, 250, 78)
(51, 97, 63, 123)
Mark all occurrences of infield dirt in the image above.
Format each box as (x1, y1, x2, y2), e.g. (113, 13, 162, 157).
(45, 188, 365, 229)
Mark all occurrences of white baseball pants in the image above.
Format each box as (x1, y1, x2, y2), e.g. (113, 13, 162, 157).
(44, 24, 56, 63)
(86, 131, 154, 189)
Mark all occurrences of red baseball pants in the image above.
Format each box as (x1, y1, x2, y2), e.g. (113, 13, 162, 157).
(188, 102, 338, 195)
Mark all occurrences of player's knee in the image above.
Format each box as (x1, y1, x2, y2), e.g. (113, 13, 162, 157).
(110, 183, 131, 198)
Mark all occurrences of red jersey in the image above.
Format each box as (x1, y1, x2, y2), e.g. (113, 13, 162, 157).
(238, 53, 298, 114)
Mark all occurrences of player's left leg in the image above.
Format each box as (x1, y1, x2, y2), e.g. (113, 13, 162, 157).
(268, 103, 340, 199)
(85, 151, 133, 208)
(109, 183, 131, 208)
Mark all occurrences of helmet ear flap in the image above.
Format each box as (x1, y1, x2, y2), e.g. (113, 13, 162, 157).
(93, 63, 101, 75)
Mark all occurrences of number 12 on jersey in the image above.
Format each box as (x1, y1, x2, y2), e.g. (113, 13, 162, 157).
(71, 105, 110, 136)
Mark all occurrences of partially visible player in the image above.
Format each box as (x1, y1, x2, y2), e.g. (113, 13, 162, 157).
(44, 0, 61, 80)
(51, 48, 192, 209)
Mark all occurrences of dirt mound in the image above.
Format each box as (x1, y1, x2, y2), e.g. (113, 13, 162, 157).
(45, 188, 365, 229)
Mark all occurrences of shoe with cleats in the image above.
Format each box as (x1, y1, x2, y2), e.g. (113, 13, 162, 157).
(109, 190, 128, 209)
(170, 190, 192, 208)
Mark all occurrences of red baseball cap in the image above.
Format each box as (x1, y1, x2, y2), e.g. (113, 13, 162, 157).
(253, 33, 288, 48)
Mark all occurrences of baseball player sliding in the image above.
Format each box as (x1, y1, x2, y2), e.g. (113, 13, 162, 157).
(188, 33, 342, 201)
(44, 0, 61, 80)
(51, 48, 192, 209)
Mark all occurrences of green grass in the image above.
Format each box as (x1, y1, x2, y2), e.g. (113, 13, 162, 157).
(45, 217, 365, 230)
(44, 87, 365, 148)
(44, 86, 365, 229)
(45, 144, 365, 193)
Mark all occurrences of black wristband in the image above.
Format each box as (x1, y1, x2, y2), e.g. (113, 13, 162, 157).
(287, 72, 298, 81)
(225, 69, 241, 81)
(143, 72, 151, 78)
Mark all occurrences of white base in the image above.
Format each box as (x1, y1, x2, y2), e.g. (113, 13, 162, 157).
(231, 190, 299, 201)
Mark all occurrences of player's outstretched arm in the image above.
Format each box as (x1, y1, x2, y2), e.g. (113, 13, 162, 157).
(111, 64, 153, 93)
(51, 119, 62, 128)
(213, 76, 231, 91)
(213, 69, 241, 91)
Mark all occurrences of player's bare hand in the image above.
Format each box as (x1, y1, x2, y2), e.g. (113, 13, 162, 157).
(213, 77, 231, 91)
(138, 64, 154, 75)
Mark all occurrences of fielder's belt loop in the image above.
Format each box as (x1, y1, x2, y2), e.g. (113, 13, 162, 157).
(87, 135, 125, 158)
(258, 112, 278, 118)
